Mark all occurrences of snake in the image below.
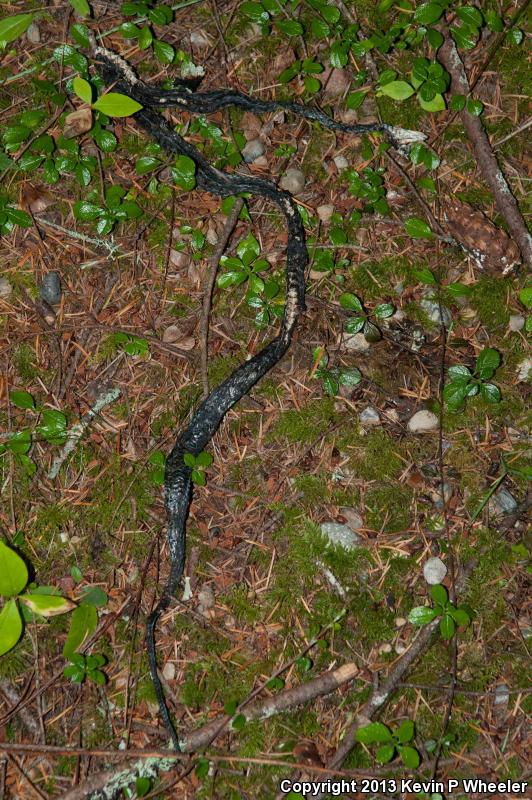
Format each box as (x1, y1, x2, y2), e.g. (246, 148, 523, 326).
(91, 39, 424, 752)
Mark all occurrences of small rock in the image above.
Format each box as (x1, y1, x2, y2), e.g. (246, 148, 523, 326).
(320, 522, 361, 551)
(339, 507, 363, 532)
(489, 487, 518, 516)
(169, 249, 189, 269)
(493, 683, 510, 706)
(317, 204, 334, 224)
(279, 168, 305, 194)
(162, 325, 182, 343)
(379, 643, 392, 654)
(224, 614, 236, 629)
(197, 584, 215, 614)
(359, 406, 380, 426)
(190, 29, 211, 48)
(395, 617, 407, 628)
(333, 155, 349, 171)
(394, 642, 407, 655)
(162, 662, 175, 681)
(206, 226, 218, 246)
(423, 557, 447, 585)
(516, 357, 531, 382)
(431, 481, 452, 508)
(0, 277, 12, 298)
(508, 315, 525, 332)
(242, 138, 265, 164)
(420, 297, 452, 327)
(407, 410, 439, 433)
(39, 271, 61, 305)
(343, 332, 371, 352)
(26, 23, 41, 43)
(253, 155, 269, 169)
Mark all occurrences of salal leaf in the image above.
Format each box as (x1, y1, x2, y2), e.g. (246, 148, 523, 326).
(378, 81, 415, 100)
(92, 93, 142, 117)
(0, 541, 28, 597)
(476, 347, 500, 380)
(408, 605, 438, 625)
(0, 13, 34, 44)
(19, 593, 75, 616)
(0, 599, 23, 656)
(63, 604, 98, 657)
(356, 722, 393, 744)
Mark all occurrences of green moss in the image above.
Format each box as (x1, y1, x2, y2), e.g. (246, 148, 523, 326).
(365, 484, 412, 533)
(268, 398, 339, 444)
(343, 428, 404, 481)
(12, 343, 39, 381)
(470, 276, 511, 329)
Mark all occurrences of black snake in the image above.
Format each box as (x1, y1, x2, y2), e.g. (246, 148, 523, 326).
(92, 40, 423, 752)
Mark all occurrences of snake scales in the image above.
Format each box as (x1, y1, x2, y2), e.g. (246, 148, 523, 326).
(92, 40, 423, 752)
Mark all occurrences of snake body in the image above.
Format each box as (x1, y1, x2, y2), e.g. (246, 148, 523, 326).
(93, 44, 423, 751)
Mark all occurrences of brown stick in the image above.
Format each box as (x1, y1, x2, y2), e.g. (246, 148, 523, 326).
(437, 28, 532, 267)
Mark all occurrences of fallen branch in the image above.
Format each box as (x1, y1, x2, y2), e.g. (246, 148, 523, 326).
(437, 28, 532, 267)
(52, 663, 358, 799)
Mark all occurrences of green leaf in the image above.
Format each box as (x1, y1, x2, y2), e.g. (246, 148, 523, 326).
(440, 614, 455, 639)
(19, 593, 74, 617)
(303, 76, 321, 94)
(374, 303, 394, 319)
(153, 39, 175, 64)
(506, 28, 523, 46)
(356, 722, 393, 744)
(408, 605, 438, 625)
(447, 606, 471, 626)
(135, 156, 161, 175)
(405, 217, 433, 238)
(277, 20, 303, 36)
(455, 6, 483, 27)
(339, 292, 363, 312)
(426, 27, 444, 49)
(237, 232, 260, 264)
(135, 777, 152, 797)
(88, 668, 106, 685)
(413, 267, 437, 284)
(7, 430, 31, 455)
(173, 154, 196, 191)
(74, 200, 104, 221)
(68, 0, 91, 16)
(476, 348, 500, 380)
(37, 409, 67, 445)
(418, 92, 446, 111)
(414, 3, 444, 25)
(183, 452, 196, 468)
(137, 25, 153, 50)
(0, 599, 23, 656)
(346, 90, 368, 110)
(480, 383, 501, 404)
(452, 23, 479, 49)
(430, 584, 448, 605)
(377, 81, 415, 100)
(9, 390, 35, 410)
(322, 373, 339, 397)
(0, 13, 34, 44)
(518, 287, 532, 309)
(0, 541, 28, 597)
(448, 364, 471, 380)
(92, 93, 142, 117)
(449, 93, 466, 111)
(395, 719, 414, 744)
(63, 664, 85, 682)
(72, 76, 92, 104)
(485, 11, 504, 32)
(345, 316, 365, 334)
(363, 320, 381, 342)
(329, 43, 348, 68)
(63, 604, 98, 657)
(466, 98, 483, 116)
(195, 451, 213, 468)
(338, 367, 362, 387)
(70, 566, 83, 582)
(195, 757, 210, 780)
(311, 18, 330, 38)
(70, 23, 91, 48)
(240, 2, 269, 22)
(376, 742, 396, 763)
(444, 379, 470, 409)
(398, 745, 421, 768)
(6, 208, 33, 228)
(79, 586, 107, 607)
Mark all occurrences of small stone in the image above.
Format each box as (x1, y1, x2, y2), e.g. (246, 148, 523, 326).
(517, 357, 531, 382)
(317, 204, 334, 224)
(169, 249, 189, 269)
(379, 643, 392, 654)
(206, 226, 218, 245)
(431, 481, 452, 508)
(493, 683, 510, 706)
(323, 68, 350, 97)
(343, 332, 371, 352)
(26, 23, 41, 43)
(242, 138, 265, 164)
(162, 325, 182, 343)
(339, 507, 363, 532)
(508, 315, 525, 332)
(423, 557, 447, 585)
(395, 617, 407, 628)
(224, 614, 236, 629)
(197, 584, 215, 614)
(0, 277, 12, 298)
(420, 298, 452, 327)
(320, 521, 361, 551)
(333, 155, 349, 170)
(489, 487, 518, 516)
(359, 406, 380, 426)
(162, 662, 176, 681)
(279, 168, 305, 194)
(39, 271, 61, 305)
(190, 29, 210, 48)
(394, 642, 407, 655)
(407, 410, 439, 433)
(253, 155, 269, 169)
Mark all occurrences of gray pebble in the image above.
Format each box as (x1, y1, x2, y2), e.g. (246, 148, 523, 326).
(333, 155, 349, 170)
(407, 410, 439, 433)
(0, 277, 13, 298)
(317, 204, 334, 224)
(508, 314, 525, 332)
(242, 138, 265, 164)
(343, 332, 371, 352)
(423, 556, 447, 585)
(489, 487, 518, 516)
(420, 297, 452, 327)
(320, 522, 361, 551)
(279, 168, 305, 194)
(359, 406, 380, 426)
(26, 23, 41, 43)
(39, 271, 62, 305)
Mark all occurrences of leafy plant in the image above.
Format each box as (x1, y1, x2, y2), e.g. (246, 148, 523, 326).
(1, 391, 68, 475)
(217, 232, 271, 292)
(344, 164, 389, 216)
(63, 652, 107, 685)
(444, 348, 502, 411)
(148, 451, 166, 486)
(312, 347, 361, 397)
(183, 451, 213, 486)
(408, 584, 473, 640)
(339, 293, 394, 341)
(356, 719, 420, 767)
(0, 541, 74, 657)
(0, 194, 31, 235)
(73, 184, 143, 235)
(111, 332, 149, 357)
(518, 286, 532, 333)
